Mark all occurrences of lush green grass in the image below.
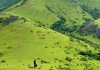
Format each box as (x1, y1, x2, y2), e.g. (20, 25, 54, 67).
(6, 0, 93, 27)
(0, 18, 100, 70)
(5, 0, 100, 45)
(6, 0, 59, 27)
(0, 0, 100, 70)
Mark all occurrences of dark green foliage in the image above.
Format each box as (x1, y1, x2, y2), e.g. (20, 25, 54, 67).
(65, 57, 72, 62)
(69, 34, 100, 48)
(7, 46, 12, 49)
(51, 16, 100, 47)
(0, 53, 3, 56)
(83, 18, 92, 23)
(50, 16, 66, 32)
(80, 5, 89, 13)
(79, 22, 97, 36)
(51, 16, 78, 33)
(0, 16, 19, 26)
(96, 27, 100, 38)
(41, 60, 49, 64)
(79, 50, 100, 60)
(3, 16, 18, 25)
(46, 0, 82, 34)
(90, 8, 100, 20)
(78, 18, 100, 38)
(35, 20, 45, 27)
(45, 5, 54, 13)
(20, 18, 27, 22)
(79, 50, 93, 57)
(0, 18, 5, 23)
(45, 46, 48, 48)
(81, 5, 100, 19)
(0, 60, 6, 63)
(0, 17, 8, 26)
(82, 18, 92, 28)
(30, 30, 33, 33)
(80, 57, 87, 61)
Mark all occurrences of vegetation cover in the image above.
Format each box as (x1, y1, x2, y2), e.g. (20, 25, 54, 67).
(0, 0, 100, 70)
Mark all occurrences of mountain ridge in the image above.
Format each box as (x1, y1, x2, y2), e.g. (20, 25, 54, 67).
(0, 0, 100, 70)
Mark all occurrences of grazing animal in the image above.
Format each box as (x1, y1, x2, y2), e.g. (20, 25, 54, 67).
(34, 60, 37, 68)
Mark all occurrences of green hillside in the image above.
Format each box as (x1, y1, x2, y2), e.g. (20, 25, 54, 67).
(6, 0, 100, 45)
(0, 15, 100, 70)
(0, 0, 100, 70)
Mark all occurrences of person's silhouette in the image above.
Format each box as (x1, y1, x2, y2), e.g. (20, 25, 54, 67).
(34, 60, 37, 68)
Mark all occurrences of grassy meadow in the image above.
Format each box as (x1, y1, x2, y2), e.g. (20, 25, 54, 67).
(0, 0, 100, 70)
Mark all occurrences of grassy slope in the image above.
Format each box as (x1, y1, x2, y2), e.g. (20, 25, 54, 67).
(74, 0, 100, 44)
(6, 0, 100, 45)
(76, 0, 100, 9)
(5, 0, 59, 27)
(0, 18, 100, 70)
(0, 0, 100, 70)
(6, 0, 92, 27)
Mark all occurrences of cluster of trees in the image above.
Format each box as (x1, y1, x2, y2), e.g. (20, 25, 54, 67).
(79, 50, 100, 60)
(50, 15, 100, 48)
(69, 34, 100, 49)
(0, 17, 5, 23)
(0, 17, 8, 26)
(78, 18, 92, 34)
(78, 18, 100, 38)
(3, 16, 18, 25)
(79, 23, 97, 36)
(51, 16, 78, 33)
(50, 16, 66, 33)
(81, 5, 100, 19)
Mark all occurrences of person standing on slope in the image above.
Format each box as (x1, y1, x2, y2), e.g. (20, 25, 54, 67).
(34, 59, 37, 68)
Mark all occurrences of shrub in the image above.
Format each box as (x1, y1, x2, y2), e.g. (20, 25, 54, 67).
(79, 50, 94, 57)
(0, 60, 6, 63)
(30, 30, 33, 33)
(65, 57, 72, 62)
(80, 57, 87, 61)
(41, 60, 49, 64)
(0, 53, 3, 56)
